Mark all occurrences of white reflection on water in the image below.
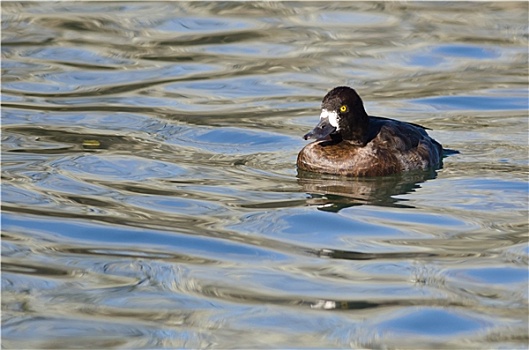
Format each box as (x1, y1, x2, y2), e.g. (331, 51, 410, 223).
(2, 1, 528, 349)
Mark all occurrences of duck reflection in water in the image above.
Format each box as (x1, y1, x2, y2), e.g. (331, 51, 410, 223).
(297, 168, 439, 212)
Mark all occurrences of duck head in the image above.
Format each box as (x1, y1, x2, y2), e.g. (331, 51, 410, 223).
(303, 86, 369, 146)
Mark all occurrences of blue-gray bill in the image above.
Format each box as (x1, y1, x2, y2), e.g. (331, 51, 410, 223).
(303, 117, 336, 141)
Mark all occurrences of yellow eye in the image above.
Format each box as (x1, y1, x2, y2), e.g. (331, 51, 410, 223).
(339, 105, 348, 113)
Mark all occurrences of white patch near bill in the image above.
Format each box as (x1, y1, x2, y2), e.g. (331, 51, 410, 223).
(320, 109, 340, 129)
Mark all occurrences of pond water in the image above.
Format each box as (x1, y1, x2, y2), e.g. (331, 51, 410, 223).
(2, 2, 528, 349)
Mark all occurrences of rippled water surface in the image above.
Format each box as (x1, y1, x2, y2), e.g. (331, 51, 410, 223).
(2, 2, 528, 349)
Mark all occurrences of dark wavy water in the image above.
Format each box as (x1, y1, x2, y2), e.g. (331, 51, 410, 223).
(2, 2, 528, 349)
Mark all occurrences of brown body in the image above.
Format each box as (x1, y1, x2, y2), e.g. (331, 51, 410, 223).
(298, 116, 443, 177)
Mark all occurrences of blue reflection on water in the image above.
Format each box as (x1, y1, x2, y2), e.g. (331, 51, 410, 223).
(2, 213, 291, 262)
(417, 94, 528, 111)
(379, 308, 487, 336)
(433, 44, 499, 59)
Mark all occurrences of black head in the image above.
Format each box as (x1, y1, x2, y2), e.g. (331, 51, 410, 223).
(303, 86, 370, 145)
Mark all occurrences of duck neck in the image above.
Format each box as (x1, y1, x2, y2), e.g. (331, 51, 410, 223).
(343, 111, 369, 146)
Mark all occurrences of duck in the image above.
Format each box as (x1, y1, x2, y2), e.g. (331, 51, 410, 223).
(297, 86, 443, 177)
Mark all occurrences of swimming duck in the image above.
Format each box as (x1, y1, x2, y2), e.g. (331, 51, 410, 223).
(297, 86, 443, 177)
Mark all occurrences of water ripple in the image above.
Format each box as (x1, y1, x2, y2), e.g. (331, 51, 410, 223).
(2, 1, 528, 348)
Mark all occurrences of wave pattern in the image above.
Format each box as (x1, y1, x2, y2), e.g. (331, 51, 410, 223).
(2, 2, 528, 348)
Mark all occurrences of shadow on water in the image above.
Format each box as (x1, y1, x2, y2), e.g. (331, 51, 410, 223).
(297, 168, 439, 212)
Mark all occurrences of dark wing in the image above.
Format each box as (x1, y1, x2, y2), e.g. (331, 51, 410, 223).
(368, 116, 437, 152)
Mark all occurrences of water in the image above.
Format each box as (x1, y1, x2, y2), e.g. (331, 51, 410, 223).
(2, 2, 528, 349)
